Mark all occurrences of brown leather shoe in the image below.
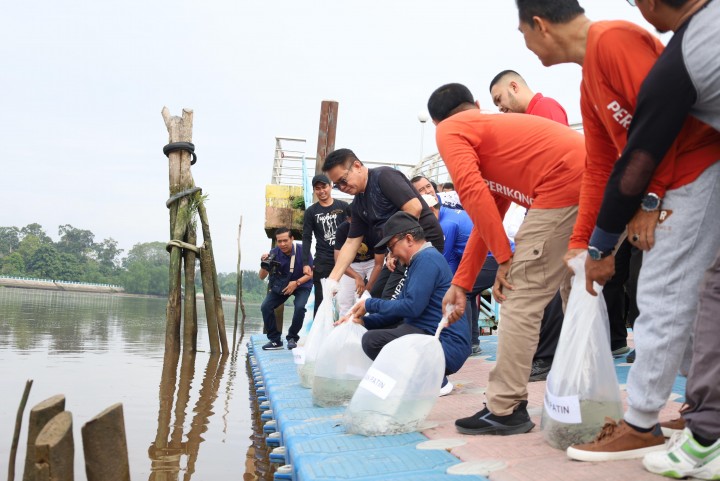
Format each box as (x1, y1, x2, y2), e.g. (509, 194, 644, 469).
(566, 418, 666, 462)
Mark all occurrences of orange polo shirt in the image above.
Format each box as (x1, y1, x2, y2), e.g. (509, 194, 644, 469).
(570, 21, 720, 249)
(436, 109, 585, 290)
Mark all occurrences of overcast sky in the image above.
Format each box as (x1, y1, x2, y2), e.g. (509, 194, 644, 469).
(3, 1, 664, 273)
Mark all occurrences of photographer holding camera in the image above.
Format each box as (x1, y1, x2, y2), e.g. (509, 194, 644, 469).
(259, 227, 312, 351)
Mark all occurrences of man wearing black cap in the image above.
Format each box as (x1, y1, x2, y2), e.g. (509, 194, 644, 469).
(302, 174, 349, 314)
(343, 211, 471, 396)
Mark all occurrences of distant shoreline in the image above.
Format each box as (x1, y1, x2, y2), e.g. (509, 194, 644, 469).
(0, 279, 254, 302)
(0, 277, 124, 294)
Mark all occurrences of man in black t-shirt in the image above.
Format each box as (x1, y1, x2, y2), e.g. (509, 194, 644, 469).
(333, 205, 382, 314)
(323, 148, 444, 299)
(301, 174, 349, 314)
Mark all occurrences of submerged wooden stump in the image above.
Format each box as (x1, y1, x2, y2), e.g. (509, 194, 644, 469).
(81, 403, 130, 481)
(23, 395, 66, 481)
(34, 411, 74, 481)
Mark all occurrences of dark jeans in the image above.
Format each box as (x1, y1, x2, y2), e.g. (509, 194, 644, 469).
(467, 255, 564, 362)
(312, 262, 333, 316)
(260, 287, 311, 343)
(604, 239, 643, 351)
(468, 256, 499, 344)
(361, 322, 466, 375)
(534, 292, 564, 360)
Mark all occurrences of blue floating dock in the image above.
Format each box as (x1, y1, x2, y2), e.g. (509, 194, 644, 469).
(248, 335, 489, 481)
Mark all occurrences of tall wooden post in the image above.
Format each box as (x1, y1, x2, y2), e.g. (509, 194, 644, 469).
(162, 107, 194, 353)
(314, 100, 339, 176)
(162, 107, 227, 354)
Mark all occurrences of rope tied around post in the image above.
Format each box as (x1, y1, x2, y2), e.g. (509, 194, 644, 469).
(163, 142, 197, 165)
(166, 240, 201, 254)
(166, 187, 202, 208)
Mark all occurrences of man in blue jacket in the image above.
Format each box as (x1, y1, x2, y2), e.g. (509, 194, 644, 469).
(344, 211, 472, 396)
(259, 228, 313, 351)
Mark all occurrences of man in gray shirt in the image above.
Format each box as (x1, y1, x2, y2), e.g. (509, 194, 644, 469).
(584, 0, 720, 478)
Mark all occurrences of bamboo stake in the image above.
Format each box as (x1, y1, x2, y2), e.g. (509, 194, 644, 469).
(198, 203, 228, 353)
(162, 107, 194, 353)
(183, 226, 198, 353)
(199, 245, 221, 353)
(9, 379, 33, 481)
(233, 217, 243, 347)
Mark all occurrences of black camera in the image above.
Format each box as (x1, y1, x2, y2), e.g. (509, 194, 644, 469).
(261, 253, 281, 275)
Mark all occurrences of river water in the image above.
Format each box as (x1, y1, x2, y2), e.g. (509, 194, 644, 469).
(0, 287, 282, 480)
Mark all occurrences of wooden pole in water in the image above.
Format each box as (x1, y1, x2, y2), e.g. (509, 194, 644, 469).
(199, 245, 221, 353)
(162, 107, 194, 353)
(81, 404, 130, 481)
(183, 227, 198, 353)
(198, 203, 228, 353)
(314, 100, 339, 176)
(9, 379, 32, 481)
(33, 412, 74, 481)
(233, 216, 247, 346)
(23, 394, 65, 481)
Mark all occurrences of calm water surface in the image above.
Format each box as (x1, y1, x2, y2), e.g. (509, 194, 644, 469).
(0, 287, 283, 480)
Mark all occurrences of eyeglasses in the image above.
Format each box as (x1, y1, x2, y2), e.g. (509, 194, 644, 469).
(626, 0, 636, 6)
(332, 167, 352, 190)
(386, 234, 404, 253)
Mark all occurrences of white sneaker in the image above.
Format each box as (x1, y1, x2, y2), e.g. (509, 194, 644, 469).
(439, 380, 453, 397)
(643, 428, 720, 480)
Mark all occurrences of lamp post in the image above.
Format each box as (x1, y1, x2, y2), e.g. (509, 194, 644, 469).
(417, 111, 429, 164)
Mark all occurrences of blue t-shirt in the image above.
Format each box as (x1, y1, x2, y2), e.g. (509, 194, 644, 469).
(268, 243, 312, 290)
(438, 206, 473, 273)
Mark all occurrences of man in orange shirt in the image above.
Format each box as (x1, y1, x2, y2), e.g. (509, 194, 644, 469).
(489, 69, 576, 383)
(428, 82, 585, 435)
(516, 0, 720, 461)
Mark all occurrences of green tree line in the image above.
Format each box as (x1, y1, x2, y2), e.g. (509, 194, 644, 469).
(0, 223, 268, 301)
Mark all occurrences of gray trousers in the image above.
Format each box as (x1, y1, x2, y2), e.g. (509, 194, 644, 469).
(625, 161, 720, 428)
(684, 246, 720, 440)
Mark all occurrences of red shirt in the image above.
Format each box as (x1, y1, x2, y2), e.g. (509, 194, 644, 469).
(436, 109, 585, 290)
(526, 93, 569, 126)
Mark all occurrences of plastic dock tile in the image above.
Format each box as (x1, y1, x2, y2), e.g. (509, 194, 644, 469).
(294, 447, 485, 480)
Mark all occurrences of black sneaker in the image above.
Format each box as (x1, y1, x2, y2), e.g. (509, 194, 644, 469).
(470, 344, 482, 356)
(529, 358, 552, 382)
(262, 340, 283, 350)
(455, 401, 535, 435)
(287, 339, 297, 350)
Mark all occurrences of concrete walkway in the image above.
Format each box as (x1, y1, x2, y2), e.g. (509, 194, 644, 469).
(424, 333, 684, 481)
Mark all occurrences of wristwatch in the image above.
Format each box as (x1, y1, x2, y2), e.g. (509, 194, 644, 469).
(641, 193, 662, 212)
(588, 246, 612, 261)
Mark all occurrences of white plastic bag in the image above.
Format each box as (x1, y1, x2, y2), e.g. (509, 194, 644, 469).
(541, 252, 623, 449)
(343, 320, 447, 436)
(296, 280, 337, 388)
(312, 320, 373, 407)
